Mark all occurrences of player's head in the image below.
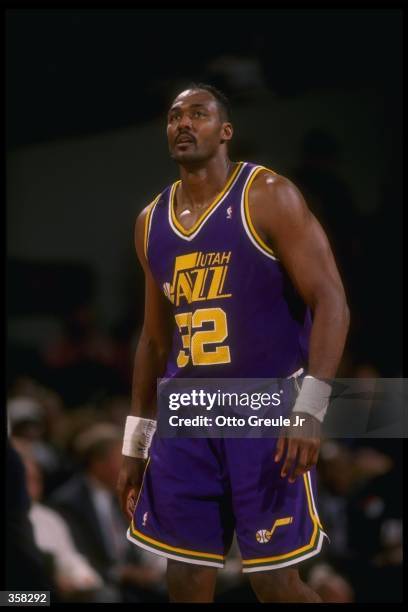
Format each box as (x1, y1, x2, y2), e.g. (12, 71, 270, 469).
(167, 83, 233, 165)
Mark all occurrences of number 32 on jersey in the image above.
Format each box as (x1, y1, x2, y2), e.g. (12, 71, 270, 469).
(175, 307, 231, 367)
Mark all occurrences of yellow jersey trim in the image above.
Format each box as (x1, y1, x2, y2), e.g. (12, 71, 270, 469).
(243, 166, 277, 257)
(242, 473, 319, 565)
(130, 523, 225, 561)
(143, 194, 161, 259)
(306, 470, 323, 530)
(170, 161, 244, 237)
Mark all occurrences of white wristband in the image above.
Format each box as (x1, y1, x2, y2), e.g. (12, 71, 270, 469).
(122, 416, 157, 459)
(292, 375, 332, 422)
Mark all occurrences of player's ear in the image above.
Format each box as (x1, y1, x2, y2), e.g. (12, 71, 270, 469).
(220, 122, 233, 144)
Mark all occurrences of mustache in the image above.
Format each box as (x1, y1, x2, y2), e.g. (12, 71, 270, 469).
(175, 131, 196, 144)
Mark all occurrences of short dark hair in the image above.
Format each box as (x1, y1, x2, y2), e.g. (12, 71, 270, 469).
(73, 423, 121, 468)
(183, 82, 232, 122)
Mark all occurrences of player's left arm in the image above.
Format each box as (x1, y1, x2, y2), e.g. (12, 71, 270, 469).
(249, 171, 350, 481)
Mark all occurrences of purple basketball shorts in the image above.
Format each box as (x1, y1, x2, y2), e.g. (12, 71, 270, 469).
(127, 432, 328, 572)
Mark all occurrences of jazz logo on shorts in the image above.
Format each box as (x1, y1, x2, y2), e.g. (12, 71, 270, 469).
(256, 517, 293, 543)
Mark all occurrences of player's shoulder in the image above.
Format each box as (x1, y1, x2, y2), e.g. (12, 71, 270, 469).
(251, 166, 299, 199)
(249, 166, 306, 215)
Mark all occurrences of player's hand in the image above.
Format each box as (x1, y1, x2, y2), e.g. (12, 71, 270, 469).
(274, 412, 321, 483)
(117, 456, 148, 521)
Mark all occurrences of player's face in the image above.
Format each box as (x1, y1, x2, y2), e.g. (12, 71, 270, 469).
(167, 89, 232, 164)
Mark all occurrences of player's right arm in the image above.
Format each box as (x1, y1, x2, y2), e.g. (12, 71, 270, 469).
(117, 204, 174, 521)
(130, 205, 174, 419)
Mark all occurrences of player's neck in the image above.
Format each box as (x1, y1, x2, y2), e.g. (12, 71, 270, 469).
(178, 155, 233, 209)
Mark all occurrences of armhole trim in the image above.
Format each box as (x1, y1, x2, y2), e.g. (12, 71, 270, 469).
(240, 166, 279, 261)
(144, 193, 161, 260)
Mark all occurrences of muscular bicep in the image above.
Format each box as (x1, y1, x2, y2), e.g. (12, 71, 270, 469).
(134, 207, 174, 348)
(250, 173, 347, 309)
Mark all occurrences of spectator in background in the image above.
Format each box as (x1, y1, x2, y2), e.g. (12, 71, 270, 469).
(7, 392, 75, 497)
(315, 441, 356, 560)
(6, 439, 58, 598)
(12, 439, 104, 602)
(47, 423, 166, 603)
(346, 445, 402, 602)
(315, 439, 401, 602)
(10, 377, 68, 449)
(8, 396, 46, 443)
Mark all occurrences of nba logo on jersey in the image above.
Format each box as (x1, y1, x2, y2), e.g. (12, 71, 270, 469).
(142, 512, 149, 526)
(226, 206, 232, 219)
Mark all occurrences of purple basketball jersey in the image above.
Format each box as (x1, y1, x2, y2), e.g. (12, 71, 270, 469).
(146, 161, 312, 379)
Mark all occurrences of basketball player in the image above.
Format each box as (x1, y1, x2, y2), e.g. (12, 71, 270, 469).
(117, 84, 350, 603)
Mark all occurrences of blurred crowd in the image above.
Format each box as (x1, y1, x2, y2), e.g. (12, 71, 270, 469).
(6, 128, 402, 602)
(6, 380, 167, 604)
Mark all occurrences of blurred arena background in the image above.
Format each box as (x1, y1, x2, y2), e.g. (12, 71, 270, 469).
(6, 8, 402, 603)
